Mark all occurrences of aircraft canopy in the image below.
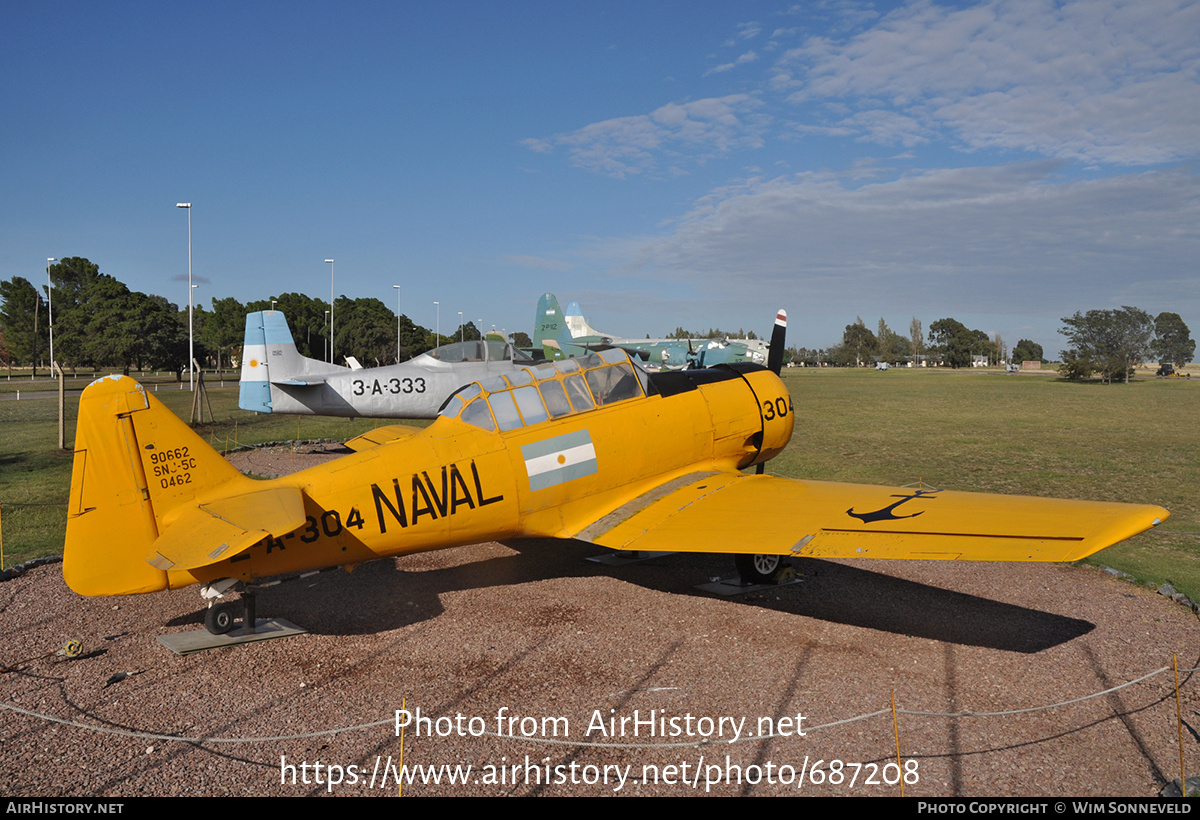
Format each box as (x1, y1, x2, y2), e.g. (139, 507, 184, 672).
(440, 350, 649, 432)
(426, 339, 535, 364)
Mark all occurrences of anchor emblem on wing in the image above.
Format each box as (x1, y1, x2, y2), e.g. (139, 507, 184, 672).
(847, 489, 940, 524)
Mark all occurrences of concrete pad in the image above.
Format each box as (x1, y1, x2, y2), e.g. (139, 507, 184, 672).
(156, 618, 307, 655)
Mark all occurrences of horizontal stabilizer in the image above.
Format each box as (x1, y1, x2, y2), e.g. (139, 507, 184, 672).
(580, 473, 1168, 564)
(273, 378, 325, 386)
(146, 486, 307, 572)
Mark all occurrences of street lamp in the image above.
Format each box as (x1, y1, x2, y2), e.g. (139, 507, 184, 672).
(459, 311, 463, 343)
(325, 259, 335, 363)
(46, 258, 56, 366)
(393, 285, 401, 363)
(324, 309, 330, 362)
(176, 203, 193, 390)
(270, 297, 277, 311)
(192, 282, 200, 369)
(434, 301, 440, 346)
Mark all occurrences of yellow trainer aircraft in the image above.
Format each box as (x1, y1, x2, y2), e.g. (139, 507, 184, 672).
(63, 311, 1167, 635)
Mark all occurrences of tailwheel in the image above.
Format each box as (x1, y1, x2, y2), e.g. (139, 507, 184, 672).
(735, 553, 787, 585)
(204, 601, 239, 635)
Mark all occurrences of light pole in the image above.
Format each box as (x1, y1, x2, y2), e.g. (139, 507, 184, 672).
(434, 301, 440, 347)
(176, 203, 193, 389)
(325, 259, 335, 363)
(46, 258, 56, 366)
(324, 309, 330, 363)
(190, 285, 198, 369)
(270, 297, 277, 311)
(459, 311, 464, 343)
(393, 285, 401, 363)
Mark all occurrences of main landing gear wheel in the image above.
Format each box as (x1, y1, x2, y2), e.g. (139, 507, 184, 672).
(735, 553, 786, 585)
(204, 601, 239, 635)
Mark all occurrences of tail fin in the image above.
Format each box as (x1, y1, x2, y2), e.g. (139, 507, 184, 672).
(533, 293, 568, 359)
(239, 310, 347, 413)
(65, 376, 258, 596)
(563, 300, 604, 339)
(239, 311, 273, 412)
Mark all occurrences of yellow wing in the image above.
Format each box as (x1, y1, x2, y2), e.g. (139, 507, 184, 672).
(577, 472, 1167, 563)
(344, 424, 424, 452)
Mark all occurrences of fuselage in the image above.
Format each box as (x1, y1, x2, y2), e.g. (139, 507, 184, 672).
(177, 354, 793, 590)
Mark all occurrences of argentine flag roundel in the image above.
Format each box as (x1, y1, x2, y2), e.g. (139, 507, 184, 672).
(522, 430, 598, 491)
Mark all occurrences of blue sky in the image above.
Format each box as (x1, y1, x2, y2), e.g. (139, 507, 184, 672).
(3, 0, 1197, 353)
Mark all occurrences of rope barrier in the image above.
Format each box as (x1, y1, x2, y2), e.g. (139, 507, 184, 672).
(2, 663, 1191, 749)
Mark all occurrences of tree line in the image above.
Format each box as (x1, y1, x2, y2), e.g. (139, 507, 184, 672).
(1059, 307, 1194, 383)
(0, 257, 487, 378)
(3, 259, 1193, 381)
(811, 316, 1042, 369)
(797, 309, 1192, 376)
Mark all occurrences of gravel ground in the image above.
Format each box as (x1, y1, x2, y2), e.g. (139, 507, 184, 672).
(2, 447, 1197, 797)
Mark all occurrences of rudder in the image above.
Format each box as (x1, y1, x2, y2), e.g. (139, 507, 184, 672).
(65, 375, 252, 596)
(533, 293, 565, 349)
(239, 311, 273, 412)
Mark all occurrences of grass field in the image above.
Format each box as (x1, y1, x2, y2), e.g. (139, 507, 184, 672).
(776, 366, 1199, 595)
(1, 368, 1196, 598)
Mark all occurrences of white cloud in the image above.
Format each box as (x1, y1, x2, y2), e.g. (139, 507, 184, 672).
(734, 21, 761, 41)
(782, 0, 1200, 165)
(705, 50, 760, 76)
(625, 163, 1200, 322)
(523, 95, 767, 178)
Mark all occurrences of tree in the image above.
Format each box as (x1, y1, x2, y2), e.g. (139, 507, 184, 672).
(510, 331, 532, 348)
(76, 275, 143, 374)
(332, 297, 399, 366)
(46, 257, 102, 369)
(132, 293, 188, 372)
(876, 318, 910, 363)
(1151, 312, 1195, 367)
(909, 317, 924, 366)
(1058, 348, 1094, 381)
(1012, 339, 1043, 365)
(452, 321, 483, 344)
(1058, 306, 1154, 384)
(0, 277, 45, 373)
(842, 317, 877, 366)
(928, 318, 974, 368)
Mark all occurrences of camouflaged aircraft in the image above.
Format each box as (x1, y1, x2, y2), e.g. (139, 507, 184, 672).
(239, 310, 536, 419)
(533, 293, 771, 369)
(64, 311, 1167, 635)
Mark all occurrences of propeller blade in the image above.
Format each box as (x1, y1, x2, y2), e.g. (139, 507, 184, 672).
(759, 309, 788, 475)
(766, 309, 787, 375)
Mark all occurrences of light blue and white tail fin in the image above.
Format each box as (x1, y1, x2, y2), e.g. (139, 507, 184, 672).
(563, 300, 604, 339)
(239, 310, 346, 413)
(239, 311, 273, 413)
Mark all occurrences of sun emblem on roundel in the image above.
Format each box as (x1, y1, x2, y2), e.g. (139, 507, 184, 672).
(250, 359, 259, 368)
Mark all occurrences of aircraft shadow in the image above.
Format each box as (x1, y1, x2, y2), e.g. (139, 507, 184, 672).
(173, 539, 608, 637)
(501, 541, 1097, 653)
(184, 539, 1094, 653)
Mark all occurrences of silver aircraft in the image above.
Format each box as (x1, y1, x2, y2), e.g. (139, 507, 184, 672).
(238, 310, 536, 418)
